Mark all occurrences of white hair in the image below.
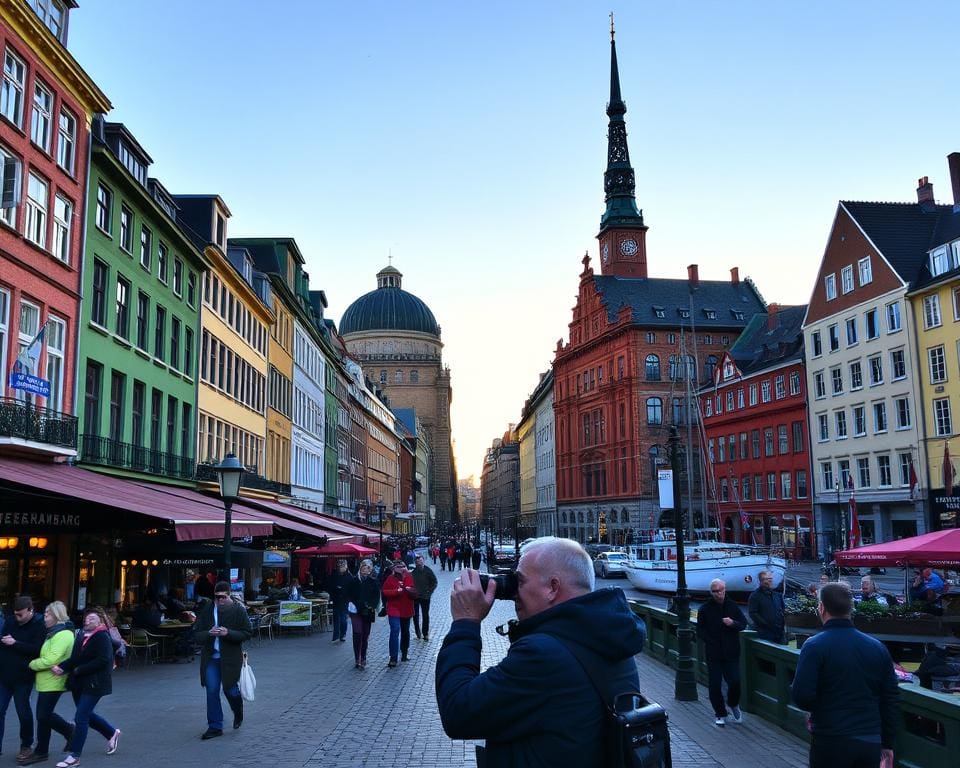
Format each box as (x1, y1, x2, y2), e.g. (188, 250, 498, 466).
(521, 537, 595, 592)
(710, 578, 726, 590)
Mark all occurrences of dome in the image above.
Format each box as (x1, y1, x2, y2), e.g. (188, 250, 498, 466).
(339, 266, 440, 337)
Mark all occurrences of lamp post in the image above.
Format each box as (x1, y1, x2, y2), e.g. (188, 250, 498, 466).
(377, 496, 386, 569)
(214, 453, 244, 585)
(669, 425, 697, 701)
(835, 480, 845, 554)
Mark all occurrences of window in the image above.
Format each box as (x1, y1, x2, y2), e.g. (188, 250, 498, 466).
(749, 383, 758, 405)
(929, 346, 946, 384)
(109, 370, 125, 443)
(157, 242, 168, 283)
(95, 184, 112, 233)
(933, 398, 953, 436)
(717, 437, 725, 463)
(955, 286, 960, 322)
(849, 360, 862, 390)
(811, 331, 822, 357)
(751, 429, 760, 458)
(737, 388, 745, 408)
(704, 355, 718, 383)
(845, 317, 858, 346)
(184, 328, 193, 377)
(828, 324, 839, 352)
(754, 474, 763, 501)
(728, 434, 736, 463)
(778, 424, 788, 454)
(187, 272, 197, 308)
(740, 431, 748, 460)
(761, 380, 771, 402)
(873, 401, 887, 433)
(767, 473, 777, 500)
(394, 369, 403, 384)
(764, 428, 774, 456)
(173, 258, 183, 296)
(841, 265, 854, 294)
(797, 470, 808, 499)
(775, 375, 785, 399)
(154, 306, 165, 361)
(24, 172, 48, 247)
(878, 455, 892, 487)
(857, 457, 870, 488)
(895, 397, 911, 430)
(831, 368, 843, 395)
(31, 80, 53, 151)
(814, 371, 826, 399)
(29, 0, 67, 40)
(56, 108, 75, 173)
(136, 291, 148, 350)
(720, 479, 729, 502)
(817, 414, 828, 442)
(824, 273, 837, 301)
(853, 405, 866, 437)
(115, 276, 130, 339)
(821, 462, 834, 492)
(83, 361, 102, 437)
(52, 194, 70, 263)
(899, 453, 913, 487)
(646, 397, 662, 425)
(645, 332, 656, 343)
(115, 206, 132, 253)
(835, 410, 848, 438)
(781, 471, 792, 499)
(170, 317, 180, 371)
(91, 258, 108, 326)
(924, 294, 942, 329)
(1, 49, 26, 128)
(742, 475, 751, 501)
(865, 309, 879, 339)
(44, 315, 64, 411)
(726, 391, 734, 411)
(891, 349, 906, 380)
(644, 355, 660, 381)
(789, 371, 801, 396)
(858, 256, 872, 286)
(930, 245, 960, 277)
(132, 380, 145, 448)
(886, 302, 901, 333)
(868, 356, 883, 386)
(0, 145, 22, 227)
(673, 397, 685, 425)
(838, 460, 851, 489)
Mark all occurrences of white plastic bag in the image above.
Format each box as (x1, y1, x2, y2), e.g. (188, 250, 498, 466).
(347, 601, 358, 614)
(239, 652, 256, 702)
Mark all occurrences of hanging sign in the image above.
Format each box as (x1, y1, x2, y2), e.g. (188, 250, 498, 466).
(658, 470, 674, 510)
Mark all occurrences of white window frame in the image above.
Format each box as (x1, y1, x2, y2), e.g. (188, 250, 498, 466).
(858, 256, 872, 286)
(845, 317, 858, 346)
(30, 79, 53, 153)
(44, 314, 64, 411)
(0, 287, 8, 391)
(16, 300, 40, 402)
(873, 401, 887, 433)
(857, 457, 870, 488)
(24, 171, 48, 248)
(877, 455, 892, 488)
(852, 405, 866, 437)
(52, 193, 70, 263)
(924, 294, 942, 329)
(1, 48, 26, 129)
(850, 360, 863, 391)
(928, 345, 947, 384)
(0, 143, 22, 228)
(868, 356, 883, 386)
(933, 398, 953, 437)
(56, 107, 75, 174)
(890, 349, 906, 381)
(828, 324, 840, 352)
(841, 265, 854, 294)
(886, 301, 901, 333)
(824, 273, 837, 301)
(865, 309, 880, 340)
(817, 413, 828, 442)
(789, 371, 801, 396)
(895, 397, 911, 430)
(814, 371, 826, 399)
(835, 409, 847, 439)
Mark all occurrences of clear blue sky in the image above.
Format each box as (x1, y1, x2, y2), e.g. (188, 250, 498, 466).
(70, 1, 960, 482)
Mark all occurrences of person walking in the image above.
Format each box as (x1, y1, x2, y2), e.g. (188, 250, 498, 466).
(446, 543, 456, 572)
(348, 559, 381, 670)
(791, 582, 900, 768)
(381, 561, 415, 666)
(747, 570, 786, 643)
(696, 578, 747, 728)
(439, 543, 449, 572)
(411, 555, 438, 641)
(20, 602, 74, 765)
(327, 560, 353, 643)
(0, 596, 46, 763)
(51, 609, 121, 767)
(193, 582, 252, 740)
(470, 545, 482, 570)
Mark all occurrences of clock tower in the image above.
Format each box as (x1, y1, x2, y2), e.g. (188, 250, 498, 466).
(597, 18, 648, 278)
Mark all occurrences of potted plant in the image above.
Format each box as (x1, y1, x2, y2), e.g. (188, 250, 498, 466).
(784, 596, 820, 629)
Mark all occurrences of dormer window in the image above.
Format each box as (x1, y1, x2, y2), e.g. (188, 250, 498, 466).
(703, 309, 717, 320)
(29, 0, 67, 43)
(653, 306, 665, 319)
(930, 242, 960, 277)
(216, 213, 226, 248)
(731, 310, 744, 321)
(118, 142, 147, 186)
(678, 308, 690, 319)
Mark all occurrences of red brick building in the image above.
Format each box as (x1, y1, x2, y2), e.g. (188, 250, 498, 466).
(701, 305, 814, 558)
(552, 29, 765, 545)
(1, 2, 109, 447)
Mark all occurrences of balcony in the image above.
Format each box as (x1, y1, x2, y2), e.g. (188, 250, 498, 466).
(0, 397, 78, 453)
(81, 434, 195, 480)
(195, 462, 291, 496)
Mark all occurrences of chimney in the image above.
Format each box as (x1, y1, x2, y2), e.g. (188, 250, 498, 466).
(767, 302, 780, 331)
(917, 176, 936, 212)
(948, 152, 960, 212)
(730, 267, 740, 285)
(687, 264, 699, 288)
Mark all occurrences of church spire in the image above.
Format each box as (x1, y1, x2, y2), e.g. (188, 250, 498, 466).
(599, 16, 644, 234)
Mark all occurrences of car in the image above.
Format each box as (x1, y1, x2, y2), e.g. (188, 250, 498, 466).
(489, 544, 518, 574)
(593, 551, 629, 579)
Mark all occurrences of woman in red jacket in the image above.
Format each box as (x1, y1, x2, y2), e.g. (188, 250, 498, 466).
(381, 561, 416, 667)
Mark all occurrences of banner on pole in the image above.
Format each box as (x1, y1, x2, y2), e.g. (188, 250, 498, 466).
(657, 469, 674, 510)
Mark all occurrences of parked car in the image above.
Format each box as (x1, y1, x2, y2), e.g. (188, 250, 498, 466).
(593, 551, 629, 579)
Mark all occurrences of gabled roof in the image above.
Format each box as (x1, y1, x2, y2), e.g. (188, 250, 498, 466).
(727, 305, 806, 376)
(592, 276, 765, 328)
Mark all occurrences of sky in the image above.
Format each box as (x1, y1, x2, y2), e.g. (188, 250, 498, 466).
(69, 1, 960, 482)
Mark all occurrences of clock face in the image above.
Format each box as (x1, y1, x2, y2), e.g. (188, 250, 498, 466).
(620, 238, 638, 257)
(602, 243, 610, 264)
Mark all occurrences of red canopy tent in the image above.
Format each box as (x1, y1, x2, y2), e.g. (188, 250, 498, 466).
(835, 528, 960, 568)
(295, 542, 378, 557)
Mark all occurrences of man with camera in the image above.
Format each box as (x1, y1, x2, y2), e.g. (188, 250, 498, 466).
(435, 537, 645, 767)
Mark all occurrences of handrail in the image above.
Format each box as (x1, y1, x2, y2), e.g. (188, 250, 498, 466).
(0, 396, 77, 449)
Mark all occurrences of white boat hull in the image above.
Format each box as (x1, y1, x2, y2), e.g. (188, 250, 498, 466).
(623, 554, 786, 595)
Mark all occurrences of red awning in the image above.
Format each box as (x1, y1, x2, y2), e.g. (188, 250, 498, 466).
(0, 457, 273, 541)
(295, 542, 378, 557)
(834, 528, 960, 568)
(246, 498, 380, 542)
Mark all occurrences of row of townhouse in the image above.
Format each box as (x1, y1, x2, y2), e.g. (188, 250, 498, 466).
(0, 1, 426, 608)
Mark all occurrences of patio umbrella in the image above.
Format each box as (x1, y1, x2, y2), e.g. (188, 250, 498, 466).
(294, 542, 378, 557)
(835, 528, 960, 568)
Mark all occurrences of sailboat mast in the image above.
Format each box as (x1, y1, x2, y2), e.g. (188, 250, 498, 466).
(686, 293, 700, 537)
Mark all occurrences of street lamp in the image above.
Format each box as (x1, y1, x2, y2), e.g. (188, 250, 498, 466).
(668, 425, 697, 701)
(214, 453, 244, 585)
(377, 496, 386, 568)
(835, 480, 845, 555)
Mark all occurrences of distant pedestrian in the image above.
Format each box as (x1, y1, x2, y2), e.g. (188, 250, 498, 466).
(446, 544, 456, 571)
(791, 582, 899, 768)
(696, 579, 747, 728)
(439, 545, 449, 572)
(462, 542, 473, 571)
(0, 595, 45, 763)
(747, 570, 785, 643)
(412, 555, 438, 641)
(348, 559, 381, 670)
(471, 546, 482, 570)
(382, 561, 415, 666)
(430, 544, 439, 565)
(328, 560, 353, 643)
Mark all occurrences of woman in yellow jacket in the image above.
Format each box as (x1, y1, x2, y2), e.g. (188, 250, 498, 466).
(20, 602, 75, 765)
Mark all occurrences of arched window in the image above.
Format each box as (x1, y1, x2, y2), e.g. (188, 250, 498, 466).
(649, 445, 664, 493)
(669, 354, 679, 381)
(409, 370, 419, 384)
(394, 370, 403, 384)
(379, 370, 387, 384)
(645, 354, 660, 381)
(704, 354, 719, 383)
(646, 397, 663, 425)
(578, 511, 584, 524)
(684, 354, 697, 381)
(561, 512, 567, 524)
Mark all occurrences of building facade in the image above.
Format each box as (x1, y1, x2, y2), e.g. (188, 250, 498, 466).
(480, 428, 520, 539)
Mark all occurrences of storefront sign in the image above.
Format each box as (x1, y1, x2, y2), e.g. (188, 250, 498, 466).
(161, 558, 216, 566)
(263, 550, 290, 566)
(8, 372, 50, 397)
(657, 470, 674, 510)
(0, 512, 81, 528)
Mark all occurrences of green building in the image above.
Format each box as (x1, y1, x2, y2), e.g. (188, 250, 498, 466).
(77, 117, 209, 484)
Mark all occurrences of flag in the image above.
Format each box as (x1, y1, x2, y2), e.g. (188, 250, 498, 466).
(848, 494, 860, 549)
(846, 473, 854, 491)
(909, 459, 919, 499)
(944, 442, 955, 495)
(740, 508, 750, 531)
(15, 320, 48, 373)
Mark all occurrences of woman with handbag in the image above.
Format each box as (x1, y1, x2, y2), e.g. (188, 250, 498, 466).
(348, 559, 381, 670)
(381, 561, 416, 667)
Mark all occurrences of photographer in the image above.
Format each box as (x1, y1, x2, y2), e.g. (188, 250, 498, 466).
(435, 537, 645, 767)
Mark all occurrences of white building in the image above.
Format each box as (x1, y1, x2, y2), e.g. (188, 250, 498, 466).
(291, 319, 326, 510)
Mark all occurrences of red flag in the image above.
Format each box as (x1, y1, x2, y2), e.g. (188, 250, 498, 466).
(945, 442, 955, 494)
(909, 460, 919, 499)
(848, 495, 860, 549)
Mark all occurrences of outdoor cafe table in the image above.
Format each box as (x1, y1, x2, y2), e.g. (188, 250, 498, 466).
(152, 621, 194, 660)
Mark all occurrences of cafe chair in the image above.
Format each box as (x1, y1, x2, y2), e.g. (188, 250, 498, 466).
(127, 628, 160, 665)
(254, 611, 277, 643)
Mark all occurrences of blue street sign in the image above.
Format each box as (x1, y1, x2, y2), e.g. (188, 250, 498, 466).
(8, 372, 50, 397)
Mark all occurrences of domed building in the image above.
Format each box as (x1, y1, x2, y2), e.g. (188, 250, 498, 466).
(340, 265, 457, 521)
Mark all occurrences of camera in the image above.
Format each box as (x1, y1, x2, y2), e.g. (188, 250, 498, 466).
(479, 572, 519, 600)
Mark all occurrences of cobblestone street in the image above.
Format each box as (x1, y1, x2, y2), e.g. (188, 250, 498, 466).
(1, 563, 806, 767)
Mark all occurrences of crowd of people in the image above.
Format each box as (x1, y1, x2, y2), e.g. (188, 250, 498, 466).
(426, 539, 482, 572)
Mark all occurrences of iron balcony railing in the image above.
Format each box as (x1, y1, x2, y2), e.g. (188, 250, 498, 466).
(0, 396, 78, 449)
(195, 462, 291, 496)
(80, 434, 195, 479)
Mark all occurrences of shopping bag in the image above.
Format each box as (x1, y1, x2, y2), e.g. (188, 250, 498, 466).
(239, 652, 257, 702)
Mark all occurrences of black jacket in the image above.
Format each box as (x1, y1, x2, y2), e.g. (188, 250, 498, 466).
(0, 612, 45, 685)
(327, 570, 355, 608)
(194, 599, 251, 691)
(791, 619, 900, 748)
(696, 597, 747, 661)
(747, 587, 785, 642)
(436, 588, 646, 768)
(59, 629, 112, 696)
(349, 575, 381, 620)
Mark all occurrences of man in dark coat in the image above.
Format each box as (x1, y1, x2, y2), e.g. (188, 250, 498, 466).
(696, 578, 747, 727)
(193, 582, 252, 740)
(0, 596, 45, 761)
(436, 537, 646, 768)
(747, 570, 785, 643)
(411, 554, 438, 641)
(791, 582, 900, 768)
(327, 560, 354, 643)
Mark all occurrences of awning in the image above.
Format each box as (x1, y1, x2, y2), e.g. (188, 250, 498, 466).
(0, 457, 273, 541)
(835, 528, 960, 568)
(245, 498, 380, 542)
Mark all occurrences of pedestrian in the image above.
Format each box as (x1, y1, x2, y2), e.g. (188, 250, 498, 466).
(446, 543, 456, 571)
(381, 561, 415, 666)
(791, 582, 899, 768)
(0, 595, 46, 763)
(348, 559, 381, 670)
(696, 578, 747, 728)
(328, 560, 353, 643)
(51, 609, 121, 767)
(431, 543, 439, 565)
(747, 570, 786, 643)
(436, 537, 645, 767)
(439, 543, 448, 572)
(471, 545, 482, 570)
(411, 555, 438, 641)
(193, 582, 252, 740)
(21, 601, 74, 765)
